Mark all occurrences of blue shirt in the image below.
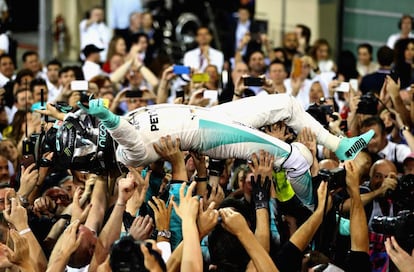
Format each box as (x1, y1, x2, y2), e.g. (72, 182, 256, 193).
(111, 0, 143, 29)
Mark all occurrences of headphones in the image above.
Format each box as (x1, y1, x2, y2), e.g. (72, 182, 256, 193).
(398, 14, 413, 30)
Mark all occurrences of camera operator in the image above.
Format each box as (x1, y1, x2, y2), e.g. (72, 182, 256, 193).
(342, 160, 398, 224)
(340, 159, 398, 270)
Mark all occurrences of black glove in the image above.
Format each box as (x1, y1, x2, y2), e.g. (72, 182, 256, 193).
(251, 174, 271, 210)
(208, 159, 225, 177)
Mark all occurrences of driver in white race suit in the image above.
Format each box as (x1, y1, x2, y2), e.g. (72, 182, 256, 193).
(76, 93, 374, 184)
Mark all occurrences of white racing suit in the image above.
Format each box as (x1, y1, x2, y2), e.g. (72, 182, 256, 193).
(109, 102, 312, 181)
(212, 93, 332, 147)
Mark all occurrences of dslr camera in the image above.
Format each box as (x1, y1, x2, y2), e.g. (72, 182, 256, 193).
(318, 168, 346, 190)
(372, 210, 414, 251)
(387, 174, 414, 210)
(21, 133, 52, 169)
(356, 92, 378, 115)
(306, 98, 335, 128)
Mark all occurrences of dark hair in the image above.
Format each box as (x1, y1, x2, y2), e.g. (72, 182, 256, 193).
(73, 66, 85, 80)
(86, 5, 104, 19)
(110, 236, 166, 272)
(209, 225, 250, 272)
(296, 24, 311, 45)
(9, 110, 27, 143)
(89, 75, 111, 89)
(357, 43, 374, 60)
(0, 54, 14, 65)
(393, 38, 414, 89)
(15, 69, 34, 85)
(398, 14, 413, 30)
(47, 58, 62, 69)
(246, 50, 265, 61)
(29, 78, 47, 92)
(269, 59, 287, 72)
(337, 50, 359, 81)
(197, 25, 212, 35)
(132, 32, 149, 44)
(309, 39, 331, 61)
(361, 116, 385, 135)
(208, 198, 253, 272)
(58, 65, 84, 80)
(21, 51, 38, 63)
(272, 47, 288, 63)
(394, 38, 414, 63)
(59, 66, 75, 77)
(376, 46, 394, 67)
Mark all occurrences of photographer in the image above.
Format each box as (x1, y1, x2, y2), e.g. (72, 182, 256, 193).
(340, 159, 398, 270)
(342, 160, 398, 223)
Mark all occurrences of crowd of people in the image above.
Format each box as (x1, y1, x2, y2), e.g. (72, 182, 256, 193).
(0, 2, 412, 271)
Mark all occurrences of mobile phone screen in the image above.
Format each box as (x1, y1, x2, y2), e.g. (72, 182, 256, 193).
(243, 77, 264, 87)
(70, 80, 89, 91)
(334, 82, 350, 92)
(192, 73, 210, 83)
(125, 90, 143, 98)
(173, 65, 191, 75)
(292, 58, 302, 78)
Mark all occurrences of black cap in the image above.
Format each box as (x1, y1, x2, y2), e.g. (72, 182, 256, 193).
(82, 44, 103, 57)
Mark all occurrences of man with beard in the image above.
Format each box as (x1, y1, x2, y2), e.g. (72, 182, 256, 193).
(282, 32, 301, 74)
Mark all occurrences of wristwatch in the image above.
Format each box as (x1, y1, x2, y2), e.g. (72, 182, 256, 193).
(157, 230, 171, 239)
(400, 125, 410, 132)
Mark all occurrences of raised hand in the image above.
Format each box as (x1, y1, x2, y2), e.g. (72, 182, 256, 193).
(0, 243, 13, 268)
(140, 240, 165, 272)
(128, 215, 154, 241)
(197, 199, 218, 238)
(385, 236, 414, 272)
(234, 75, 248, 98)
(148, 196, 173, 231)
(172, 182, 199, 221)
(71, 186, 92, 223)
(189, 151, 207, 177)
(32, 195, 57, 218)
(385, 75, 400, 98)
(188, 89, 210, 107)
(203, 184, 224, 210)
(161, 65, 175, 82)
(77, 99, 120, 129)
(248, 150, 274, 179)
(264, 122, 291, 141)
(117, 172, 138, 206)
(219, 207, 250, 237)
(378, 172, 398, 197)
(17, 163, 39, 199)
(153, 136, 183, 164)
(50, 220, 83, 259)
(8, 229, 31, 267)
(4, 193, 29, 231)
(297, 127, 317, 157)
(126, 166, 150, 213)
(315, 180, 333, 215)
(344, 160, 360, 197)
